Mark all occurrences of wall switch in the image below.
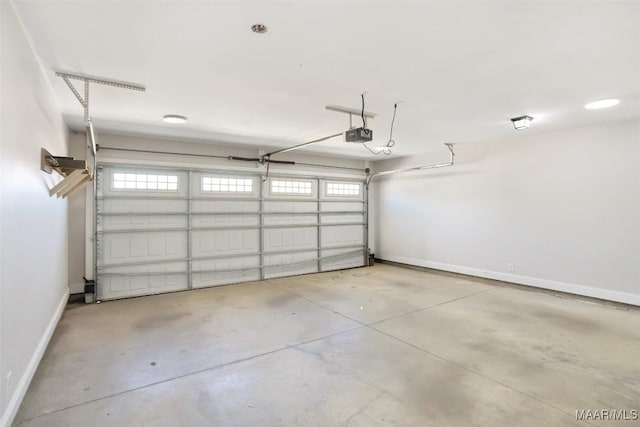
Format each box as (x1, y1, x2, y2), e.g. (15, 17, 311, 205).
(507, 263, 514, 272)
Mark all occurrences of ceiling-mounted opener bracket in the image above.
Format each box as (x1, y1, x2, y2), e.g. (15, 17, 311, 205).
(55, 70, 146, 121)
(325, 105, 377, 130)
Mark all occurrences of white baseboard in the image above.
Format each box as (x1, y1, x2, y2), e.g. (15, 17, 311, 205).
(379, 254, 640, 307)
(1, 288, 69, 427)
(69, 282, 84, 295)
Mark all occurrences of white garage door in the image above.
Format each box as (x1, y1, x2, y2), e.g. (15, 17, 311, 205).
(96, 165, 367, 300)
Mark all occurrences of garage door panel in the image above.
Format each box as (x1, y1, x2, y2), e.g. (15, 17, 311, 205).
(263, 227, 317, 251)
(192, 214, 259, 227)
(263, 201, 316, 212)
(192, 200, 259, 213)
(99, 274, 188, 299)
(264, 251, 317, 279)
(100, 199, 188, 214)
(98, 260, 189, 299)
(321, 225, 364, 246)
(101, 261, 187, 274)
(192, 229, 259, 257)
(193, 269, 261, 288)
(263, 214, 316, 226)
(320, 201, 363, 212)
(321, 213, 364, 224)
(101, 231, 187, 265)
(321, 248, 365, 271)
(192, 257, 260, 288)
(101, 215, 187, 231)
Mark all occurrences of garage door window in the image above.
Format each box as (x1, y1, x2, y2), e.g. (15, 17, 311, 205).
(202, 176, 253, 193)
(326, 182, 360, 196)
(112, 172, 178, 191)
(271, 179, 312, 195)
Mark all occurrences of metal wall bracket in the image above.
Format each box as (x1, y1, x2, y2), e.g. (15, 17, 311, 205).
(41, 148, 86, 174)
(41, 148, 94, 198)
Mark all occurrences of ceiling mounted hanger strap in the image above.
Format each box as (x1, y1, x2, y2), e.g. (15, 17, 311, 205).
(60, 75, 88, 117)
(55, 70, 146, 92)
(84, 78, 89, 121)
(55, 70, 146, 123)
(367, 143, 455, 185)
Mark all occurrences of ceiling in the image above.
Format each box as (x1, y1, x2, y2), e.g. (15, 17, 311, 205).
(13, 0, 640, 159)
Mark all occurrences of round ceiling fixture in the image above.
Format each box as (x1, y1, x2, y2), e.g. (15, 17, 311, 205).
(584, 98, 620, 110)
(251, 24, 268, 34)
(163, 114, 188, 124)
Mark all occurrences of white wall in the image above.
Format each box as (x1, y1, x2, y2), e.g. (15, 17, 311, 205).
(0, 3, 69, 426)
(372, 119, 640, 305)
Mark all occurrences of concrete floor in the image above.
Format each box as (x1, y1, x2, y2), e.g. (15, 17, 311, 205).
(14, 264, 640, 426)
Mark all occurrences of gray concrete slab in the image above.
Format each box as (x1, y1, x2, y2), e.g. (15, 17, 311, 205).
(16, 280, 360, 421)
(374, 285, 640, 426)
(14, 264, 640, 426)
(18, 328, 586, 427)
(268, 265, 494, 324)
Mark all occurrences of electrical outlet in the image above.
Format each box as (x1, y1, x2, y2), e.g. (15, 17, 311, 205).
(507, 263, 514, 272)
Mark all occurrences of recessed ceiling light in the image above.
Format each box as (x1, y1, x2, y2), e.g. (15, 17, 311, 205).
(584, 99, 620, 110)
(251, 24, 268, 34)
(163, 114, 187, 124)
